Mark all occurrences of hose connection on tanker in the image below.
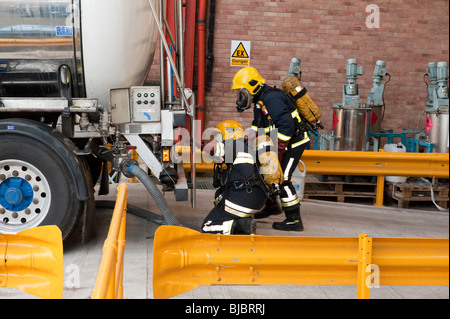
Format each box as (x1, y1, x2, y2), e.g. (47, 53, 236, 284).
(120, 159, 180, 226)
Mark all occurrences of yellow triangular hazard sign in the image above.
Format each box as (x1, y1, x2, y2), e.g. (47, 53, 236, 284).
(232, 42, 249, 58)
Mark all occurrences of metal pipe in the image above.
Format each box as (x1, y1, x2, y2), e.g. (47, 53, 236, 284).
(178, 0, 185, 110)
(197, 0, 207, 134)
(147, 0, 191, 113)
(159, 0, 165, 108)
(191, 93, 197, 209)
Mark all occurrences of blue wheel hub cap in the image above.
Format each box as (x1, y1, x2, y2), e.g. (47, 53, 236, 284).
(0, 177, 34, 212)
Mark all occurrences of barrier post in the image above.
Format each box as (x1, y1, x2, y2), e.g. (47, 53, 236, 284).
(375, 175, 385, 207)
(357, 234, 373, 299)
(92, 183, 128, 299)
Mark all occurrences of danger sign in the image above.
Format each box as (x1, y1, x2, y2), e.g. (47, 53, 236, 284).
(231, 41, 251, 67)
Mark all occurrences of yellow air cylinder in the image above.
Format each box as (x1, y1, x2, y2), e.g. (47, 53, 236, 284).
(282, 76, 322, 124)
(256, 135, 283, 186)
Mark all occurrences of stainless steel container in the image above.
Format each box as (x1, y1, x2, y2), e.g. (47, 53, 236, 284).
(428, 112, 450, 153)
(333, 106, 373, 151)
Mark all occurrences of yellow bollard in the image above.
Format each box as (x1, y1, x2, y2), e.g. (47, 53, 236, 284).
(0, 226, 64, 299)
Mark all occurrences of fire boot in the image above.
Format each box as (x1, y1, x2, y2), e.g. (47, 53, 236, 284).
(231, 218, 257, 235)
(253, 195, 283, 220)
(272, 208, 304, 232)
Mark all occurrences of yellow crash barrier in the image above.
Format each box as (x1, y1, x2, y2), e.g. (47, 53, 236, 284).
(301, 150, 449, 178)
(183, 149, 449, 179)
(153, 226, 449, 299)
(0, 226, 64, 299)
(92, 183, 128, 299)
(181, 149, 449, 207)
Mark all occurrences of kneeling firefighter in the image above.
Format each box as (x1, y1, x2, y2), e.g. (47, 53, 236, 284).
(201, 120, 283, 235)
(232, 67, 311, 231)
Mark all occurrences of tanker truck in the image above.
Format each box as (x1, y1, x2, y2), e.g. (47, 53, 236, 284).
(0, 0, 194, 240)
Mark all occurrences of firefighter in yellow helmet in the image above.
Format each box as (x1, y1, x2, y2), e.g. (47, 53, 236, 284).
(201, 120, 281, 235)
(232, 67, 310, 232)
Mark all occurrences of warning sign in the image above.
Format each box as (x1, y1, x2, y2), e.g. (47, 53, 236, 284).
(231, 41, 251, 67)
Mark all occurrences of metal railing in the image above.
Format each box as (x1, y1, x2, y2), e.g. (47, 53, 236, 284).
(185, 149, 449, 207)
(92, 184, 128, 299)
(153, 226, 449, 299)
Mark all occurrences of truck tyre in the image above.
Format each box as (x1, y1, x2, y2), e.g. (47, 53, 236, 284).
(0, 134, 83, 240)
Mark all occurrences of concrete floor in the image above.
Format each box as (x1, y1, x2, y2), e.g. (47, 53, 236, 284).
(1, 182, 448, 300)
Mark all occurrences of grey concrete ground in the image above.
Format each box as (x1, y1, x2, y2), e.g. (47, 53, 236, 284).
(1, 182, 448, 300)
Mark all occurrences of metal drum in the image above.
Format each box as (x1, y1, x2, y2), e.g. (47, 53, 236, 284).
(333, 106, 373, 151)
(428, 112, 450, 153)
(0, 0, 159, 106)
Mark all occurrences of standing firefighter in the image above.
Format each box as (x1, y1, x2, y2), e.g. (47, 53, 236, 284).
(201, 120, 283, 235)
(232, 67, 310, 231)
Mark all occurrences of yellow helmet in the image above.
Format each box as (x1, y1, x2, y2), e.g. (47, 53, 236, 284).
(216, 120, 245, 141)
(232, 67, 265, 112)
(231, 67, 265, 94)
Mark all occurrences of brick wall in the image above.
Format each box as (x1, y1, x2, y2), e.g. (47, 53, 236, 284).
(149, 0, 449, 136)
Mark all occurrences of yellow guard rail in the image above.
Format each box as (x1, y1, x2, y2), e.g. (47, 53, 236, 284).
(92, 184, 128, 299)
(153, 226, 449, 299)
(182, 149, 449, 207)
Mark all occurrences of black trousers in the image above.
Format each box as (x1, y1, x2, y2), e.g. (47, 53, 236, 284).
(279, 143, 308, 212)
(201, 186, 267, 234)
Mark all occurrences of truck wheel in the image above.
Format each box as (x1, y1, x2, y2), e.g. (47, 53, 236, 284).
(0, 134, 82, 240)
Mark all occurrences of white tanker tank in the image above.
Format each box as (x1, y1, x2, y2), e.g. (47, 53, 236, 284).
(0, 0, 159, 107)
(0, 0, 192, 241)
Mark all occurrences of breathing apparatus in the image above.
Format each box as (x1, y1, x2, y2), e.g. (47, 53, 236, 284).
(232, 67, 266, 112)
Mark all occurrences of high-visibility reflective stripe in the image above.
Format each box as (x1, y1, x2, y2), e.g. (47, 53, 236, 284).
(257, 141, 273, 151)
(291, 132, 310, 148)
(224, 200, 256, 217)
(281, 185, 298, 203)
(278, 132, 291, 142)
(252, 125, 276, 133)
(233, 152, 255, 165)
(292, 110, 301, 123)
(281, 198, 300, 208)
(266, 125, 276, 133)
(202, 220, 234, 235)
(284, 158, 295, 180)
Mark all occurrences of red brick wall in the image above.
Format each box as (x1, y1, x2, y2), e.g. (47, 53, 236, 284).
(149, 0, 449, 136)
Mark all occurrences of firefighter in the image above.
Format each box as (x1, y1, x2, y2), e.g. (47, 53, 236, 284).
(201, 120, 282, 235)
(232, 67, 310, 231)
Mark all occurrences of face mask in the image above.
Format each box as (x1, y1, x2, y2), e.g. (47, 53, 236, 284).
(236, 89, 253, 113)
